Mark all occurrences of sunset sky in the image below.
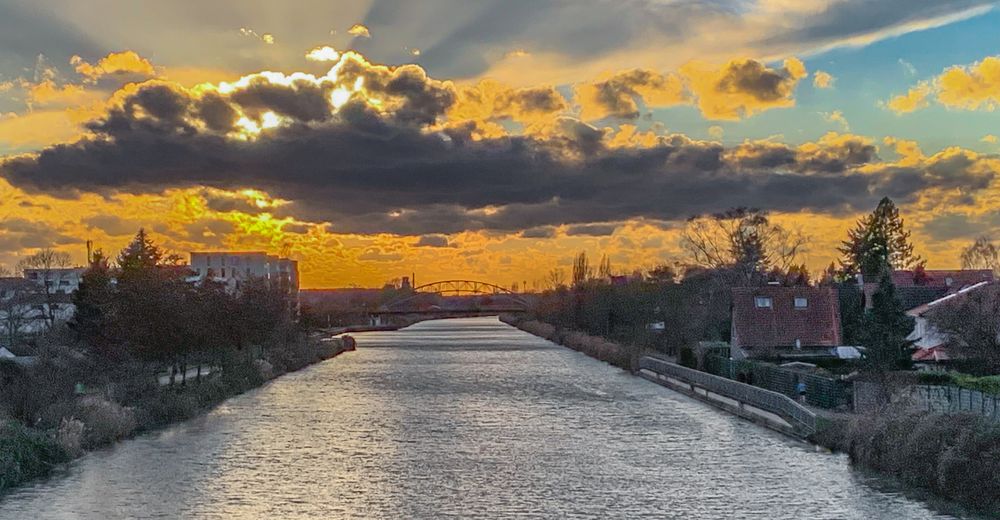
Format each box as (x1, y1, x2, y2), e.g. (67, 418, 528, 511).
(2, 0, 1000, 288)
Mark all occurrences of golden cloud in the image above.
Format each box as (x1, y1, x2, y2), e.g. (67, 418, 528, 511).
(886, 55, 1000, 114)
(937, 56, 1000, 111)
(450, 79, 567, 133)
(681, 57, 807, 120)
(348, 24, 371, 38)
(71, 51, 156, 82)
(575, 58, 807, 121)
(575, 69, 687, 120)
(885, 82, 932, 114)
(813, 70, 835, 89)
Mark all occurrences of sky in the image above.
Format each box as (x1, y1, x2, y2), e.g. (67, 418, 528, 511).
(1, 0, 1000, 288)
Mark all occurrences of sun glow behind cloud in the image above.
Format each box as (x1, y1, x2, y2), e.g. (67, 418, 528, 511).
(3, 4, 1000, 288)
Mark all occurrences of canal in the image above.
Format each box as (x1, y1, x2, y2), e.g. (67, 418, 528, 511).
(0, 317, 981, 519)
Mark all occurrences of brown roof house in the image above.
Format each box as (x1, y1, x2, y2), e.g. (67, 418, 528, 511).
(861, 269, 996, 310)
(730, 285, 844, 360)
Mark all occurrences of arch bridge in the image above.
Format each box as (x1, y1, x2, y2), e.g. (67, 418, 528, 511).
(376, 280, 529, 316)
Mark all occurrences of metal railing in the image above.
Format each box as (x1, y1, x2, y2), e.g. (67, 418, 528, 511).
(639, 356, 818, 435)
(704, 355, 852, 410)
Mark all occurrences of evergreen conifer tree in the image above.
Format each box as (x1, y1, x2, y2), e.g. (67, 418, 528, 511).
(839, 197, 921, 277)
(861, 274, 915, 372)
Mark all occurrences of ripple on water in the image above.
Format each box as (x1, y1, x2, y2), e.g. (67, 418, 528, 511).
(0, 317, 985, 519)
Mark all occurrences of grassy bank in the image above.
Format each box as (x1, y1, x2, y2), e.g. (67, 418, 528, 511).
(803, 410, 1000, 512)
(502, 315, 647, 371)
(0, 336, 352, 494)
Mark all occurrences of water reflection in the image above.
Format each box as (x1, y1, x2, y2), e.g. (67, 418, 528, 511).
(0, 317, 982, 519)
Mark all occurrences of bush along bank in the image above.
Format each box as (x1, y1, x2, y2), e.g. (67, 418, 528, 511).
(838, 410, 1000, 512)
(0, 335, 352, 494)
(501, 315, 647, 371)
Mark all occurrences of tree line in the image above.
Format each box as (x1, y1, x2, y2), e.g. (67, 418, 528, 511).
(68, 230, 296, 379)
(531, 197, 999, 375)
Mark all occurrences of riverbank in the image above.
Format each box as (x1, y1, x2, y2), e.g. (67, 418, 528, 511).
(502, 315, 999, 515)
(500, 315, 646, 370)
(0, 335, 353, 494)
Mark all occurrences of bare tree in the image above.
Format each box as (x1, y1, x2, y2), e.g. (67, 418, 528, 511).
(0, 264, 11, 277)
(572, 251, 592, 287)
(547, 268, 567, 290)
(17, 248, 73, 330)
(0, 278, 38, 347)
(681, 208, 807, 286)
(597, 254, 613, 279)
(961, 237, 1000, 274)
(927, 284, 1000, 372)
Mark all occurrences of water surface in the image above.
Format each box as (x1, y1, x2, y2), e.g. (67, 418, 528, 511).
(0, 317, 980, 519)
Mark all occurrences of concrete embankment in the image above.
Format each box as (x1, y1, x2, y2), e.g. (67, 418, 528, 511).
(636, 356, 817, 439)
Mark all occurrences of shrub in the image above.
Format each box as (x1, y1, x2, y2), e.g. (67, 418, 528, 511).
(845, 410, 1000, 511)
(56, 418, 85, 458)
(0, 420, 68, 492)
(76, 397, 137, 449)
(134, 391, 200, 430)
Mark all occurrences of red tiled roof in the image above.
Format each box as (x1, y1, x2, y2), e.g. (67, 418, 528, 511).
(906, 281, 994, 317)
(731, 286, 842, 350)
(891, 269, 994, 288)
(912, 346, 952, 362)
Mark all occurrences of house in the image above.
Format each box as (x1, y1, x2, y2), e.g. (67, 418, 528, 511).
(860, 269, 995, 310)
(730, 285, 844, 360)
(22, 267, 86, 295)
(905, 280, 995, 367)
(0, 277, 74, 345)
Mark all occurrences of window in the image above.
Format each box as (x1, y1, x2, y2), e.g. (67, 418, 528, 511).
(221, 268, 226, 277)
(794, 297, 808, 309)
(755, 296, 773, 308)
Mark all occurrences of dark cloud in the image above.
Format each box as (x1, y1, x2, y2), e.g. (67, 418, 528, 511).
(565, 223, 619, 236)
(715, 59, 800, 102)
(505, 87, 566, 114)
(520, 226, 556, 239)
(229, 76, 333, 122)
(2, 73, 996, 238)
(584, 69, 685, 119)
(336, 57, 456, 125)
(415, 234, 451, 247)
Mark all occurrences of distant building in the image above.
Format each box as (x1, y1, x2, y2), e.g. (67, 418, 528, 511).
(188, 252, 300, 309)
(0, 277, 73, 345)
(730, 285, 844, 360)
(22, 267, 86, 295)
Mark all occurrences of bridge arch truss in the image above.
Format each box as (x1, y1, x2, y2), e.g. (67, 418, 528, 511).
(379, 280, 528, 312)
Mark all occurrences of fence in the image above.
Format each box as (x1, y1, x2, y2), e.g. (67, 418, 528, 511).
(704, 355, 852, 410)
(639, 356, 817, 436)
(912, 385, 1000, 421)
